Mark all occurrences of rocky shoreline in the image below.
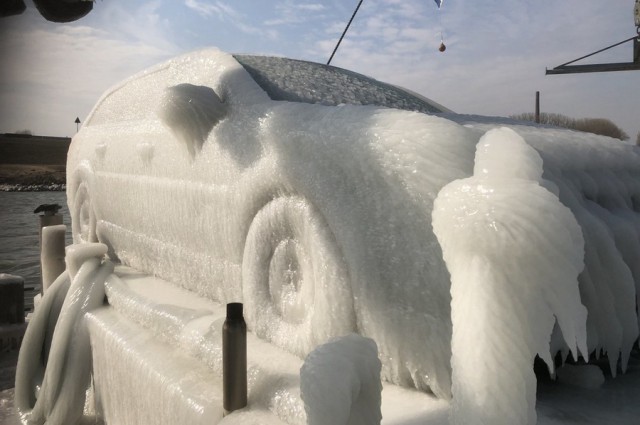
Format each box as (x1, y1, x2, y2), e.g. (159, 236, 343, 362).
(0, 183, 66, 192)
(1, 133, 70, 193)
(0, 164, 66, 192)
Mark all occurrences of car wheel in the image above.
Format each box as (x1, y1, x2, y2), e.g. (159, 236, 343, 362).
(71, 178, 97, 244)
(242, 196, 356, 357)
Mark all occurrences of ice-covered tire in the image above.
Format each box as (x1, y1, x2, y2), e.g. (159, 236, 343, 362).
(242, 196, 356, 357)
(70, 169, 97, 244)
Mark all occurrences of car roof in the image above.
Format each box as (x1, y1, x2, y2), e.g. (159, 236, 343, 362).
(233, 55, 450, 114)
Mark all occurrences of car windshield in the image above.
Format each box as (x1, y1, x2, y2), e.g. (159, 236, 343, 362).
(233, 55, 448, 114)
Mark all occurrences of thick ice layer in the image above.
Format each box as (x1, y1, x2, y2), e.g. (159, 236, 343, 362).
(433, 128, 588, 425)
(103, 267, 308, 425)
(86, 308, 224, 425)
(158, 83, 227, 159)
(300, 334, 382, 425)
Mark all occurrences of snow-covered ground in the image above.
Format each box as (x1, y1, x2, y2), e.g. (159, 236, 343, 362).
(8, 49, 640, 424)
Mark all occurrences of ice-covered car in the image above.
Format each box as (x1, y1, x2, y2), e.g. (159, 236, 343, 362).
(67, 49, 640, 404)
(67, 49, 461, 398)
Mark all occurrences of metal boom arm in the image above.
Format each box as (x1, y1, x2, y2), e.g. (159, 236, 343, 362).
(546, 1, 640, 75)
(546, 36, 640, 75)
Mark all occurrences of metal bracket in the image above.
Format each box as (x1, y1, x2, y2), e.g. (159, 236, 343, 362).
(546, 35, 640, 75)
(547, 1, 640, 75)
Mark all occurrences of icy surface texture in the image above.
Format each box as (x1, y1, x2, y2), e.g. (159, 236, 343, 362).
(87, 308, 224, 425)
(15, 243, 110, 425)
(233, 55, 448, 114)
(68, 49, 472, 398)
(300, 334, 382, 425)
(433, 128, 588, 425)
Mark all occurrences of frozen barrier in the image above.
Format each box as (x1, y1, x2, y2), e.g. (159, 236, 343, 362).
(9, 48, 634, 424)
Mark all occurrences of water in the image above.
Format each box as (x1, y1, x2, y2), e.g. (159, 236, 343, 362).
(0, 191, 72, 312)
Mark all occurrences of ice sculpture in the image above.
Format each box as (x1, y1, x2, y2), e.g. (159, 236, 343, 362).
(433, 128, 588, 425)
(14, 48, 638, 424)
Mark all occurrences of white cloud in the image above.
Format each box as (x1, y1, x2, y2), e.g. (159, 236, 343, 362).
(185, 0, 231, 20)
(184, 0, 270, 37)
(264, 1, 328, 27)
(99, 0, 179, 53)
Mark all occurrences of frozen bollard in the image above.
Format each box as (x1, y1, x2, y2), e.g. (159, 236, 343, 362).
(0, 274, 25, 324)
(35, 204, 63, 289)
(41, 224, 67, 293)
(223, 302, 247, 415)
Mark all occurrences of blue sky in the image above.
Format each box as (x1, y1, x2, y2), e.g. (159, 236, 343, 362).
(1, 0, 639, 141)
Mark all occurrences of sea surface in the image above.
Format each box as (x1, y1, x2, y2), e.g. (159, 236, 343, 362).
(0, 191, 72, 312)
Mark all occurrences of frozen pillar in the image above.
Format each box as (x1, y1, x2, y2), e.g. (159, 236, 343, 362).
(433, 127, 587, 425)
(41, 224, 67, 293)
(36, 205, 63, 290)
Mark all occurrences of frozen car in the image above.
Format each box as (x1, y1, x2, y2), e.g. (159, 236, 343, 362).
(67, 49, 460, 398)
(66, 49, 640, 403)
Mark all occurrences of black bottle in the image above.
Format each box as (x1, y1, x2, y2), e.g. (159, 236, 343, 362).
(223, 302, 247, 414)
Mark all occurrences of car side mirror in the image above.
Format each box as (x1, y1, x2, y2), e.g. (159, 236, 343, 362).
(158, 83, 227, 159)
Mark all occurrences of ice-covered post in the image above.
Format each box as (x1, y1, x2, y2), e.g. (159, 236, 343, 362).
(41, 224, 67, 293)
(223, 302, 247, 415)
(35, 203, 63, 291)
(433, 127, 588, 425)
